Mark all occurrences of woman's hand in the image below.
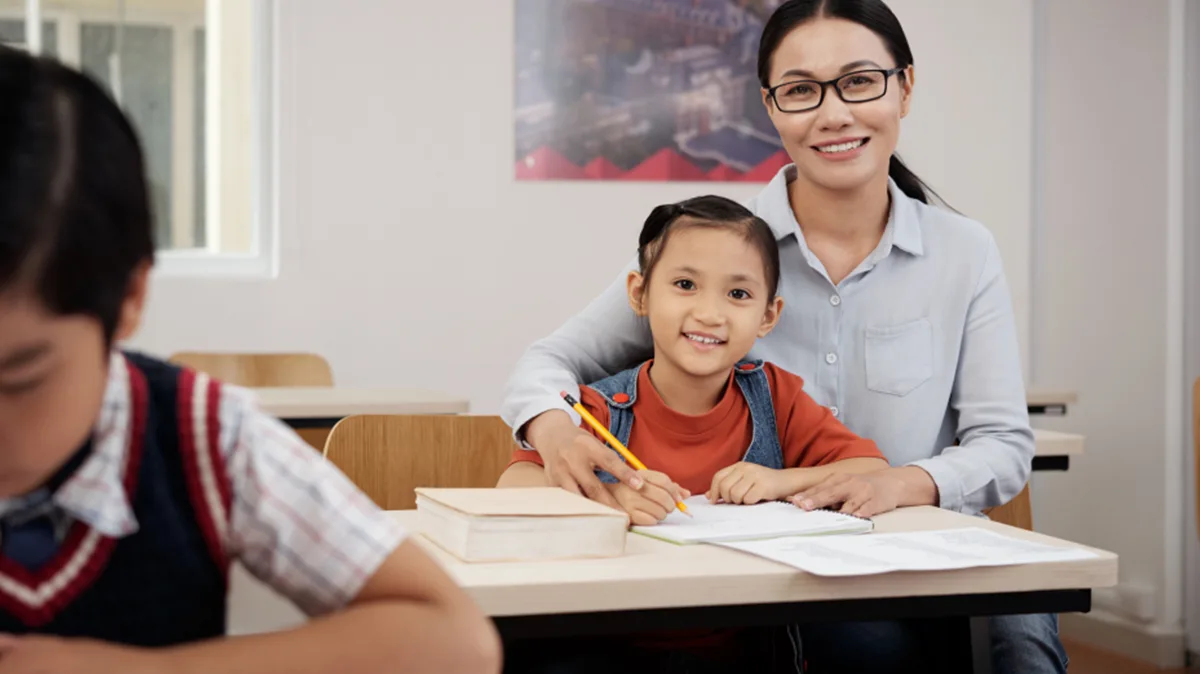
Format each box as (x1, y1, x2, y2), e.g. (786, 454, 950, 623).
(789, 471, 907, 518)
(606, 470, 690, 526)
(524, 410, 645, 511)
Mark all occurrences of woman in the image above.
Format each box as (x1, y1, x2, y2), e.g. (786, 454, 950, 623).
(500, 1, 1063, 672)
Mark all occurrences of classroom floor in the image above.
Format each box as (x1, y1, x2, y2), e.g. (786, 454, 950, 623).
(1063, 640, 1197, 674)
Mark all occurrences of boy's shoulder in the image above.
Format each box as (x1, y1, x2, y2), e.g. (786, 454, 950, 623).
(119, 349, 259, 434)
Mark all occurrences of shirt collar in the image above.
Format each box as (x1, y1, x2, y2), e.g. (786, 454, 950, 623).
(52, 352, 139, 539)
(754, 163, 925, 258)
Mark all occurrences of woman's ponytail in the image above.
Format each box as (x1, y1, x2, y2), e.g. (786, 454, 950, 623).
(888, 154, 927, 204)
(889, 153, 954, 210)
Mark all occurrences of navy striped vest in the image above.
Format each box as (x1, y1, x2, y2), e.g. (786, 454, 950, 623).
(0, 353, 231, 646)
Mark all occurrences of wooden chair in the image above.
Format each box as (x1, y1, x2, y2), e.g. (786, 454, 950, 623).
(169, 352, 334, 448)
(168, 352, 334, 388)
(322, 415, 515, 510)
(983, 484, 1033, 531)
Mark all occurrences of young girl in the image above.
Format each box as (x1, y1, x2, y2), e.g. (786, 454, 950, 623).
(498, 195, 888, 673)
(0, 45, 498, 673)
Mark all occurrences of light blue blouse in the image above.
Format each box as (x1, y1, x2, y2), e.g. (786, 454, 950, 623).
(501, 165, 1034, 516)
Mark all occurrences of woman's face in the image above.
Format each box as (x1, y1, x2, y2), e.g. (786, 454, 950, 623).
(762, 18, 913, 194)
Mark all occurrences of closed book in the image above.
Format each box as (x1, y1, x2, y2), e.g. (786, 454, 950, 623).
(414, 487, 629, 562)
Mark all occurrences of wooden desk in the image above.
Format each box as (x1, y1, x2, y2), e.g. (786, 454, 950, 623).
(1027, 389, 1078, 416)
(252, 387, 469, 449)
(401, 507, 1114, 671)
(1032, 428, 1085, 472)
(227, 507, 1115, 672)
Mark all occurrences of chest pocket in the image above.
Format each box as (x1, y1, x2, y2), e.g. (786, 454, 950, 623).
(864, 318, 933, 396)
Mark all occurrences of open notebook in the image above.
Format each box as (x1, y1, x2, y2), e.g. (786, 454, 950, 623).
(633, 495, 873, 545)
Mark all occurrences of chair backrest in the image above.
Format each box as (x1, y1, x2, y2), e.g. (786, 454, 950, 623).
(322, 415, 515, 510)
(168, 352, 333, 388)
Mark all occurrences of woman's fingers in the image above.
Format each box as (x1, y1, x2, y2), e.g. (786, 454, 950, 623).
(793, 480, 855, 511)
(790, 474, 850, 508)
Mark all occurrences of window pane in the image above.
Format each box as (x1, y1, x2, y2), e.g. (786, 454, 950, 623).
(0, 17, 59, 56)
(81, 23, 174, 249)
(1, 0, 261, 261)
(194, 26, 205, 248)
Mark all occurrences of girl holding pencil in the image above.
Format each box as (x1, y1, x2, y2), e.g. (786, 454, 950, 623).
(498, 195, 888, 673)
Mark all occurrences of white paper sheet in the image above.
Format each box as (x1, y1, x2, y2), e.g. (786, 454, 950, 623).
(632, 496, 873, 544)
(717, 527, 1098, 576)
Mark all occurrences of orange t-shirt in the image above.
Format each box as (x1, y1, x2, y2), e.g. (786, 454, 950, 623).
(510, 361, 884, 491)
(509, 361, 884, 652)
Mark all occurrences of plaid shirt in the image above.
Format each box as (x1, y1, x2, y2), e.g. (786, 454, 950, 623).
(0, 353, 406, 617)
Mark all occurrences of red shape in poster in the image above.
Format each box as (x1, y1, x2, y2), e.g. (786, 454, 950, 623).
(621, 148, 707, 182)
(739, 151, 790, 183)
(705, 164, 744, 182)
(515, 147, 586, 180)
(583, 157, 624, 180)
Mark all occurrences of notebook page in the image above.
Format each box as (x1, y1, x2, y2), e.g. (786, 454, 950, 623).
(719, 527, 1098, 576)
(632, 495, 872, 544)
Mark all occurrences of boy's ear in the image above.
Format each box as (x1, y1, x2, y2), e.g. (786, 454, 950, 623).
(113, 261, 152, 343)
(626, 271, 648, 316)
(757, 296, 784, 338)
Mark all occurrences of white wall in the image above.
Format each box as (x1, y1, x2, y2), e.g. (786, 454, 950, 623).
(131, 0, 1200, 661)
(1183, 0, 1200, 659)
(1030, 0, 1187, 663)
(131, 0, 1034, 415)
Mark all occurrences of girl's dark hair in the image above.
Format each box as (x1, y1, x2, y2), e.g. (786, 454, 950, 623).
(0, 45, 154, 343)
(637, 195, 780, 300)
(757, 0, 947, 206)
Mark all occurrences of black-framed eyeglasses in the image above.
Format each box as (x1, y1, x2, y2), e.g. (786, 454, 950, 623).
(766, 67, 905, 113)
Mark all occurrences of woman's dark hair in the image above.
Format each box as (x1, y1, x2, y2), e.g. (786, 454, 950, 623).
(637, 195, 780, 300)
(757, 0, 946, 206)
(0, 45, 154, 343)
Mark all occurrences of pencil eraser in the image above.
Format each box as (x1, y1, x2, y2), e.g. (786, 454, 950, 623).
(559, 390, 569, 398)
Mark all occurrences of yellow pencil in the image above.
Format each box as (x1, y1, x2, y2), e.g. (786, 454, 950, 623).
(561, 391, 691, 517)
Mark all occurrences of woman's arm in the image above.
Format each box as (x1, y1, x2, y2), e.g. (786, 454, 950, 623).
(501, 259, 654, 502)
(906, 234, 1034, 513)
(501, 258, 651, 438)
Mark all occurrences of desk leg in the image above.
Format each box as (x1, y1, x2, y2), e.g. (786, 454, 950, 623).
(969, 616, 994, 674)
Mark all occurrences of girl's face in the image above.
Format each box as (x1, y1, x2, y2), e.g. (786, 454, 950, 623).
(627, 227, 782, 383)
(762, 17, 913, 194)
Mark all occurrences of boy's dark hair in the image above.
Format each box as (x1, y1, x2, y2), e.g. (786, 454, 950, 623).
(637, 195, 781, 300)
(0, 45, 154, 343)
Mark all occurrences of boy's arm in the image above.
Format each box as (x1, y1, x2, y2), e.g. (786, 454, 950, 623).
(182, 389, 499, 674)
(157, 539, 499, 674)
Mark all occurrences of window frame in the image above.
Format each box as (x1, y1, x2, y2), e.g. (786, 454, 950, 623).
(1, 0, 279, 279)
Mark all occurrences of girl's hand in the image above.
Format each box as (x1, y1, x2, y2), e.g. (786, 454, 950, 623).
(789, 472, 905, 518)
(706, 462, 788, 505)
(605, 470, 690, 526)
